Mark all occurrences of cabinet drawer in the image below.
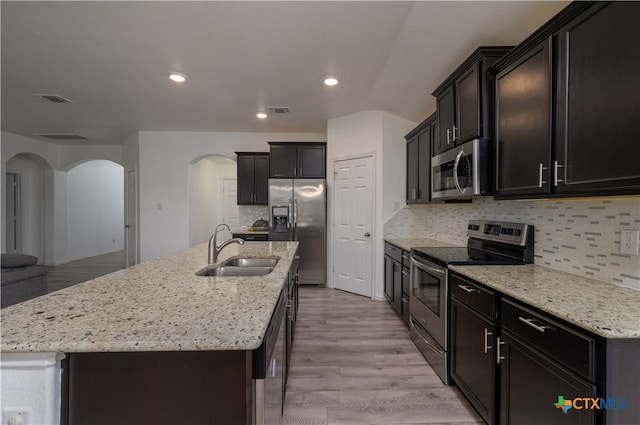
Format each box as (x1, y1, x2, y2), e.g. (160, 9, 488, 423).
(501, 298, 595, 380)
(384, 243, 403, 263)
(450, 274, 496, 320)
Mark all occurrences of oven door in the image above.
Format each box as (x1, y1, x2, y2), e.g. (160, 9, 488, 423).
(409, 255, 448, 349)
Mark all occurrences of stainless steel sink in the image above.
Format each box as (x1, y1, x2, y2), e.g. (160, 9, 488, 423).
(222, 258, 278, 268)
(195, 265, 274, 277)
(195, 257, 279, 277)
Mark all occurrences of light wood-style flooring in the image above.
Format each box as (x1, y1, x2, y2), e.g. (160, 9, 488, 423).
(284, 286, 482, 425)
(46, 250, 126, 293)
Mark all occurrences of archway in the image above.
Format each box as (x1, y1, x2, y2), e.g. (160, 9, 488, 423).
(3, 153, 51, 263)
(188, 155, 237, 247)
(65, 160, 124, 261)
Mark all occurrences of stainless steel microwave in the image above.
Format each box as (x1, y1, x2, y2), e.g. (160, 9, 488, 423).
(431, 139, 492, 200)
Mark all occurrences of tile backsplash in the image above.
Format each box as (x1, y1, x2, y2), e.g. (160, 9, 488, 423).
(239, 205, 269, 228)
(384, 197, 640, 288)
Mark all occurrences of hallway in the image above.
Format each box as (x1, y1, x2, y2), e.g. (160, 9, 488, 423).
(284, 287, 482, 424)
(46, 250, 126, 293)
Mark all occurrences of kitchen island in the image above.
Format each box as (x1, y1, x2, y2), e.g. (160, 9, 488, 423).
(1, 241, 299, 425)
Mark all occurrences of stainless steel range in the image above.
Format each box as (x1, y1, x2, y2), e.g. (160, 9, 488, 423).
(409, 220, 534, 385)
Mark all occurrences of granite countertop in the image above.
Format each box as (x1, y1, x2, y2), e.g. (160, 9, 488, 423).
(384, 237, 461, 252)
(449, 264, 640, 339)
(1, 241, 298, 353)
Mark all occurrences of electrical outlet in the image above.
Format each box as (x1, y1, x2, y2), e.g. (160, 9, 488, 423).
(620, 229, 640, 255)
(3, 408, 30, 425)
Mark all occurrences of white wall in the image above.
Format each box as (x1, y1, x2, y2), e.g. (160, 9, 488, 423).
(189, 157, 237, 246)
(327, 111, 416, 299)
(66, 160, 124, 261)
(5, 154, 46, 262)
(138, 131, 325, 261)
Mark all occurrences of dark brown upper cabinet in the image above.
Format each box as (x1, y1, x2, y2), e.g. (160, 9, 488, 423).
(493, 1, 640, 199)
(432, 47, 513, 156)
(268, 142, 326, 179)
(236, 152, 269, 205)
(554, 2, 640, 195)
(405, 113, 436, 203)
(494, 38, 553, 197)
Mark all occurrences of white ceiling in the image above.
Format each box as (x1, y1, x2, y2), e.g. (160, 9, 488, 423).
(1, 1, 569, 146)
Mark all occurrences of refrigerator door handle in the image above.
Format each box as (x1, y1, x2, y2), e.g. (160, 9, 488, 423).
(288, 199, 293, 229)
(293, 198, 298, 239)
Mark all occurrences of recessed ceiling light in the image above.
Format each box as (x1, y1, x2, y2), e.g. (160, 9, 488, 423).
(324, 77, 338, 86)
(168, 72, 186, 83)
(256, 112, 268, 119)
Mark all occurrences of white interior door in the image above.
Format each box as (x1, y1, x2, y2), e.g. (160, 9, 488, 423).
(125, 169, 138, 267)
(222, 178, 240, 228)
(333, 156, 374, 297)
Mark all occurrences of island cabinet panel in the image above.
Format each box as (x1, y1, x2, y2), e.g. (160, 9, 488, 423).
(554, 1, 640, 194)
(63, 351, 253, 425)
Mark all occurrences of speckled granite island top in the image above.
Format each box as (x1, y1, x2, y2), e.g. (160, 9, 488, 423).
(449, 264, 640, 339)
(1, 241, 298, 353)
(384, 237, 461, 251)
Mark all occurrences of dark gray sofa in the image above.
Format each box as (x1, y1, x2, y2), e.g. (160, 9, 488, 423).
(1, 254, 48, 308)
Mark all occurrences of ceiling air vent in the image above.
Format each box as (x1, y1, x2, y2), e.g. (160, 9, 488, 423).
(33, 94, 73, 103)
(37, 134, 89, 141)
(268, 106, 290, 114)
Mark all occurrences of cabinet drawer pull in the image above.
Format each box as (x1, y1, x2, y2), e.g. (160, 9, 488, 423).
(538, 163, 548, 187)
(518, 316, 547, 333)
(484, 328, 492, 354)
(457, 284, 478, 293)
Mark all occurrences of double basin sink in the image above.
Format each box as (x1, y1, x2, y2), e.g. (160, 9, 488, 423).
(196, 257, 279, 277)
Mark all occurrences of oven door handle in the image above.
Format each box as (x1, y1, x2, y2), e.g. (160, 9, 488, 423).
(411, 257, 446, 278)
(453, 150, 465, 194)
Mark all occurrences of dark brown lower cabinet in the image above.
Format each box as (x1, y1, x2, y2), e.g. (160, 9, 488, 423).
(451, 297, 497, 425)
(63, 351, 253, 425)
(499, 331, 596, 425)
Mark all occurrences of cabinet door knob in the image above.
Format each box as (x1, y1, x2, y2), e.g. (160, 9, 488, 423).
(364, 232, 371, 237)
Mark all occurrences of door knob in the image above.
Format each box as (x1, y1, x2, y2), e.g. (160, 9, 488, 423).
(364, 232, 371, 237)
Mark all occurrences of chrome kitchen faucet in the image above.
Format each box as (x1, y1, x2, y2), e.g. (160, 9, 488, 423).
(208, 224, 245, 264)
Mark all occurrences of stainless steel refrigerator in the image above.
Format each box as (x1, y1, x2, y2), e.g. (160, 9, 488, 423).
(269, 179, 326, 285)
